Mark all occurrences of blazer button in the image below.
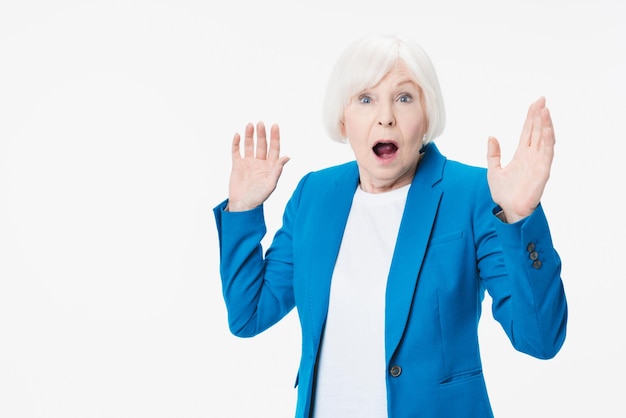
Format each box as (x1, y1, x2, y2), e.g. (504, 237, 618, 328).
(532, 260, 542, 269)
(390, 365, 402, 377)
(526, 242, 536, 252)
(529, 251, 539, 261)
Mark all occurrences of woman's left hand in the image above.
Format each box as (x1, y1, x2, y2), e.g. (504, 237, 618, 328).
(486, 97, 555, 223)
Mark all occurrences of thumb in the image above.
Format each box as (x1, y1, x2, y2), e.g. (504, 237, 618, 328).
(271, 156, 290, 179)
(486, 136, 502, 171)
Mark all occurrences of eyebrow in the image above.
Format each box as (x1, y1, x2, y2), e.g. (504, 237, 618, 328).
(357, 79, 420, 96)
(396, 79, 420, 88)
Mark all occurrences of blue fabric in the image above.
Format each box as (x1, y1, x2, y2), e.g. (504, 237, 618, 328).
(213, 144, 567, 418)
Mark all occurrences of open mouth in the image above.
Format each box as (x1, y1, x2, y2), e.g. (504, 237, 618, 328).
(373, 141, 398, 159)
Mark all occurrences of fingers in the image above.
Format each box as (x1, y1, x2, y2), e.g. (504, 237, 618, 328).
(530, 104, 543, 149)
(519, 96, 546, 148)
(486, 136, 502, 171)
(267, 123, 281, 161)
(243, 122, 255, 158)
(255, 122, 268, 159)
(534, 96, 546, 109)
(232, 132, 242, 161)
(233, 121, 283, 160)
(540, 107, 556, 148)
(233, 122, 257, 160)
(528, 97, 556, 152)
(518, 101, 535, 148)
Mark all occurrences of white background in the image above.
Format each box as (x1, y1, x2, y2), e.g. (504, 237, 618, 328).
(1, 0, 624, 417)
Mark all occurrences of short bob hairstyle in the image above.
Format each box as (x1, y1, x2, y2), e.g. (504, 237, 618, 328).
(323, 34, 446, 145)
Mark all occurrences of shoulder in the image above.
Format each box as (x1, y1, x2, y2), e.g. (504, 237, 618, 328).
(297, 161, 359, 190)
(441, 159, 490, 203)
(283, 161, 358, 211)
(424, 147, 496, 228)
(444, 158, 486, 181)
(420, 143, 487, 188)
(308, 160, 358, 179)
(419, 144, 491, 209)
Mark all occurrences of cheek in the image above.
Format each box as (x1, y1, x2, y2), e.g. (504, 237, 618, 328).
(401, 118, 427, 144)
(342, 113, 367, 141)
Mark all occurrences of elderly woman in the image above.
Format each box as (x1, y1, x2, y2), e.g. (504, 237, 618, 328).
(213, 34, 567, 418)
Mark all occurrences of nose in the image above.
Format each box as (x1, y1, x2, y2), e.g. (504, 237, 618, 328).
(378, 104, 395, 127)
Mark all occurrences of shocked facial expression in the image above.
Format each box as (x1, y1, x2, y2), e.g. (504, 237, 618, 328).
(341, 61, 428, 193)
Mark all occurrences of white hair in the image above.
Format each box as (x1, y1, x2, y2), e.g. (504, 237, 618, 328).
(323, 34, 446, 144)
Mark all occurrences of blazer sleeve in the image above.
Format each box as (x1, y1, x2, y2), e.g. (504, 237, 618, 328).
(213, 175, 308, 337)
(479, 203, 568, 359)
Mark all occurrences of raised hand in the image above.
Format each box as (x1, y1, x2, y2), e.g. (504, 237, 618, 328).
(227, 121, 290, 212)
(487, 97, 555, 223)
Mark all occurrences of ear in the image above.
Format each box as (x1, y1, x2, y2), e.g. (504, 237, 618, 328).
(339, 119, 346, 137)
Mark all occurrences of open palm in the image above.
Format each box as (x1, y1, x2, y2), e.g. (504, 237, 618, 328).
(487, 97, 555, 223)
(227, 122, 290, 212)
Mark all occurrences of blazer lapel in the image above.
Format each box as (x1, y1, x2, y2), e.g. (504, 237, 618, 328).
(385, 144, 445, 362)
(306, 163, 360, 351)
(300, 146, 446, 361)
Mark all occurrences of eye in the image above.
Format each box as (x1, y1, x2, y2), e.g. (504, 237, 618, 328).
(398, 94, 413, 103)
(358, 94, 372, 104)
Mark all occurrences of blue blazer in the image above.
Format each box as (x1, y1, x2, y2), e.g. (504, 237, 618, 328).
(214, 144, 567, 418)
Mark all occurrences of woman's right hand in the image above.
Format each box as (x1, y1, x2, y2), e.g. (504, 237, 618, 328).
(227, 122, 290, 212)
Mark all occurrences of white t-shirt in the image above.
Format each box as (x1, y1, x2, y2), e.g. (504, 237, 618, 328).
(312, 184, 410, 418)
